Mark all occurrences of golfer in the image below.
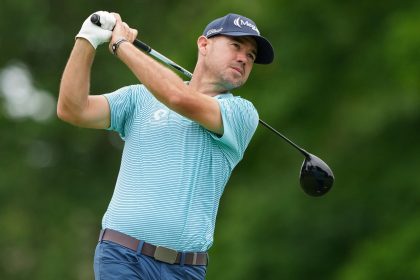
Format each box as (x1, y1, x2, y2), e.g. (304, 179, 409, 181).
(57, 10, 274, 280)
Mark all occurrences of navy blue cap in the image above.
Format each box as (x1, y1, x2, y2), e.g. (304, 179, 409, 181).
(203, 13, 274, 64)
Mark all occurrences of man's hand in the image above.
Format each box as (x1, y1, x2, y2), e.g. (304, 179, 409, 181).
(108, 13, 138, 51)
(76, 11, 116, 49)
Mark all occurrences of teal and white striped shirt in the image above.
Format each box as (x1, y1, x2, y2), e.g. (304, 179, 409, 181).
(102, 84, 259, 252)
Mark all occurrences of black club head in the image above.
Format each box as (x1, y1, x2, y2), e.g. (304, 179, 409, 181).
(299, 154, 334, 197)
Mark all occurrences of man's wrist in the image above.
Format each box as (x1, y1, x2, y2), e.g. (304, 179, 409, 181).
(111, 38, 129, 55)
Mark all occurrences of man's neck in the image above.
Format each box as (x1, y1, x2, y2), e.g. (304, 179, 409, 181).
(188, 72, 232, 97)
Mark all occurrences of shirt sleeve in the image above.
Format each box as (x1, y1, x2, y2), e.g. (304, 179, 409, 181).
(103, 84, 145, 139)
(210, 96, 259, 166)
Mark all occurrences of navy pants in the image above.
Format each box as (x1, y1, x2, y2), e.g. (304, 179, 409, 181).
(94, 241, 207, 280)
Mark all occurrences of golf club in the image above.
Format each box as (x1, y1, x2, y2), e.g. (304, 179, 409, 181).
(90, 14, 334, 196)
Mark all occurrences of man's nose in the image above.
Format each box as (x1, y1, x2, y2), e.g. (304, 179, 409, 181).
(236, 51, 248, 64)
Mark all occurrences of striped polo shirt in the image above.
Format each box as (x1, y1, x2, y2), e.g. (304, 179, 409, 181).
(102, 84, 259, 252)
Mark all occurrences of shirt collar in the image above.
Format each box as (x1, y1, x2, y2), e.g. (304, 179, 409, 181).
(214, 93, 233, 99)
(184, 82, 233, 99)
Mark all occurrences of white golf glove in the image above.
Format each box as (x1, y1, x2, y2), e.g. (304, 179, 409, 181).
(76, 11, 116, 49)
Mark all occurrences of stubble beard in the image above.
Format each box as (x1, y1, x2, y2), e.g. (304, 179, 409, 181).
(218, 71, 246, 92)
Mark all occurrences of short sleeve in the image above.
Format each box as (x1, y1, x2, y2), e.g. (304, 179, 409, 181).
(103, 84, 146, 139)
(211, 96, 259, 166)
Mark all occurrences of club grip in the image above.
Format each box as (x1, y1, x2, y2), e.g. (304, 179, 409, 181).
(89, 14, 150, 53)
(90, 14, 101, 27)
(133, 40, 151, 53)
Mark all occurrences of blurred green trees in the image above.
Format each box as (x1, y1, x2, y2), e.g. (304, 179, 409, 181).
(0, 0, 419, 279)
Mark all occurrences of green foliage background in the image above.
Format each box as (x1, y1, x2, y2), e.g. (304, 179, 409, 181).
(1, 0, 419, 279)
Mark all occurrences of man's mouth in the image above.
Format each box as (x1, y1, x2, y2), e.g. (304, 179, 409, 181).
(231, 66, 243, 75)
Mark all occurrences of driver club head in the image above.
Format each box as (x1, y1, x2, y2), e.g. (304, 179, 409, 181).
(299, 154, 334, 197)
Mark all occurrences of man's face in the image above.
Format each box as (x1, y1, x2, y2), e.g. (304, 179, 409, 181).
(204, 35, 257, 91)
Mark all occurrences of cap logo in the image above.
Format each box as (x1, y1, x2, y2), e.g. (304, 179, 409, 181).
(233, 17, 260, 35)
(206, 27, 223, 37)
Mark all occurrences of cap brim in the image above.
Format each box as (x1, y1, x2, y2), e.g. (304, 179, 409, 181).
(219, 32, 274, 64)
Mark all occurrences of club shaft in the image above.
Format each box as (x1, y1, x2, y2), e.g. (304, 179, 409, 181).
(258, 120, 309, 157)
(133, 40, 193, 79)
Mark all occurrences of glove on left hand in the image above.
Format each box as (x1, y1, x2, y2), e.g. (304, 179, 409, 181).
(75, 11, 116, 49)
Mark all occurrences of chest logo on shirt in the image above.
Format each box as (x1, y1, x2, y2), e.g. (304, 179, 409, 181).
(152, 109, 169, 121)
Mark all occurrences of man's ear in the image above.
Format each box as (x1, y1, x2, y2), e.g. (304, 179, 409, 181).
(197, 36, 209, 56)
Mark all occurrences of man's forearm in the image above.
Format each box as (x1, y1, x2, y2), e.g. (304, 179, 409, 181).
(115, 41, 191, 107)
(57, 39, 95, 121)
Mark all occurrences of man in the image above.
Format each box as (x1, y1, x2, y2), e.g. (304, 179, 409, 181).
(58, 10, 274, 280)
